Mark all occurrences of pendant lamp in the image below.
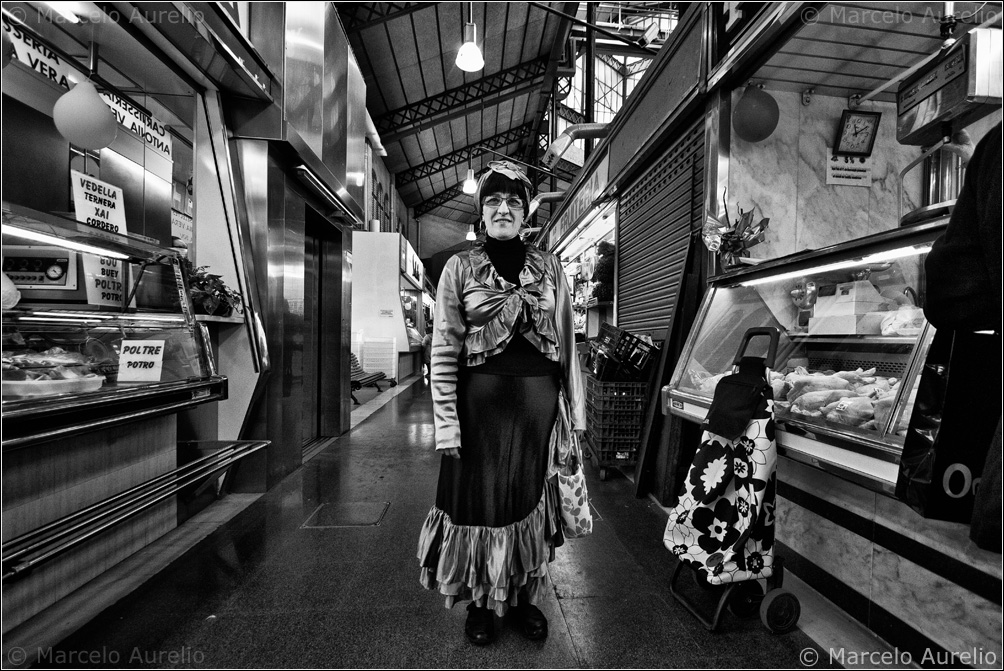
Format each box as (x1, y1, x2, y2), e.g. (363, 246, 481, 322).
(732, 83, 779, 143)
(456, 2, 484, 72)
(466, 224, 477, 241)
(462, 167, 477, 194)
(52, 44, 117, 150)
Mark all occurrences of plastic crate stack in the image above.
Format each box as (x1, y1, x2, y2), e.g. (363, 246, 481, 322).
(584, 375, 647, 478)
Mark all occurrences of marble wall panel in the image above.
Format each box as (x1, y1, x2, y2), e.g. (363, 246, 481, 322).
(775, 494, 873, 596)
(795, 94, 873, 252)
(870, 546, 1003, 668)
(869, 106, 922, 227)
(728, 88, 801, 259)
(777, 456, 878, 522)
(728, 91, 927, 261)
(874, 494, 1003, 580)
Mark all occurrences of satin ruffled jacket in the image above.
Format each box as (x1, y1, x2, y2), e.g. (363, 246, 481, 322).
(430, 242, 586, 450)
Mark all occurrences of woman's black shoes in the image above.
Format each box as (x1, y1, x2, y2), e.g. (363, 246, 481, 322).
(465, 603, 495, 646)
(514, 600, 548, 640)
(465, 599, 547, 645)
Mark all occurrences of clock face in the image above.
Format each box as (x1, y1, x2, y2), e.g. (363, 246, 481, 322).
(834, 111, 881, 157)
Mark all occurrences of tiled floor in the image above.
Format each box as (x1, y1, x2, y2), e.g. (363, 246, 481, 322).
(41, 378, 832, 669)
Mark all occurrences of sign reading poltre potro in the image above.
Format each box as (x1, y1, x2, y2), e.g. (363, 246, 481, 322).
(118, 340, 166, 383)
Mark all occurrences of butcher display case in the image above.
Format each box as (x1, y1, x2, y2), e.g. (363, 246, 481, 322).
(663, 221, 948, 494)
(2, 202, 226, 448)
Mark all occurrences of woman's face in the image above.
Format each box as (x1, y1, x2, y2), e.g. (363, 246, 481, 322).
(481, 192, 525, 241)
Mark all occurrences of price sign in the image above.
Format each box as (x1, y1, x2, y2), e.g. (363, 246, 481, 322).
(118, 340, 166, 382)
(70, 171, 132, 307)
(826, 152, 873, 187)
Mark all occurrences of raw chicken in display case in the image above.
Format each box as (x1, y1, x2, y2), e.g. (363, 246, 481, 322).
(665, 223, 945, 491)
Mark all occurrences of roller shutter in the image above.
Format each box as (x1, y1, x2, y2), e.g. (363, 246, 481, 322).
(616, 119, 704, 339)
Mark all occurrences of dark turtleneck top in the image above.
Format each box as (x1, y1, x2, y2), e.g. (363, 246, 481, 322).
(474, 234, 561, 377)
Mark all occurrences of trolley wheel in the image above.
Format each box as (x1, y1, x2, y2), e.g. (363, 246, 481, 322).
(727, 581, 764, 619)
(760, 589, 801, 634)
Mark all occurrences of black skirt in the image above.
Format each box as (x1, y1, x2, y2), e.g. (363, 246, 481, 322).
(418, 369, 564, 613)
(437, 370, 560, 525)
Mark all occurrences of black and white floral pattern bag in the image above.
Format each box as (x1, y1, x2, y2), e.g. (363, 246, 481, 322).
(664, 328, 779, 585)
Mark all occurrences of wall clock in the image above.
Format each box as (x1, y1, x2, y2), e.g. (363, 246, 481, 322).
(833, 110, 881, 157)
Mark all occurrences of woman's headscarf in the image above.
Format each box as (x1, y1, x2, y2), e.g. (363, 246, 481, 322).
(474, 160, 534, 210)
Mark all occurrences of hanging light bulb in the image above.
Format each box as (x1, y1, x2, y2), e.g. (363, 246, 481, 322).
(455, 2, 484, 72)
(52, 44, 117, 150)
(462, 167, 477, 194)
(466, 224, 477, 241)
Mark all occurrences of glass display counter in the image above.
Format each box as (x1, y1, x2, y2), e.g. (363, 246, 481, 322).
(2, 203, 226, 448)
(664, 221, 948, 493)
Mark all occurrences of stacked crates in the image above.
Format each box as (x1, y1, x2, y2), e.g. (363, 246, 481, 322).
(584, 375, 648, 480)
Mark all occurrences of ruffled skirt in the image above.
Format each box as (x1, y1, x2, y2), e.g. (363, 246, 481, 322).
(417, 371, 563, 615)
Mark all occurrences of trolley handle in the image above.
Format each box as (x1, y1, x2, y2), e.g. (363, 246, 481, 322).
(733, 327, 780, 369)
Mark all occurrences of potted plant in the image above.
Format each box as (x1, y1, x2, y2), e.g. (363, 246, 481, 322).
(180, 258, 243, 317)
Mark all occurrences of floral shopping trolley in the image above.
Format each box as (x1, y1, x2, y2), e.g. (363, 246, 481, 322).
(663, 327, 800, 633)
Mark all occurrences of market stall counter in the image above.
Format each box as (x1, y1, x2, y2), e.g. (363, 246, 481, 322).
(1, 203, 256, 631)
(662, 221, 945, 494)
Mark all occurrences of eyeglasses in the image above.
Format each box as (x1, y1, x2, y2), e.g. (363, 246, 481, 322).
(483, 195, 525, 210)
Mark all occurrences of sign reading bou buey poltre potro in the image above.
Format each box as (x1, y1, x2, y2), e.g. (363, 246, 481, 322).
(70, 170, 131, 308)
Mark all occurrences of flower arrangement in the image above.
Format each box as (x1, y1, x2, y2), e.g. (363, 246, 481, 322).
(180, 258, 243, 316)
(702, 189, 770, 268)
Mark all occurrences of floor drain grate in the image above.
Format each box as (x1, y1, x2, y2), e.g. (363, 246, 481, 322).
(300, 502, 390, 528)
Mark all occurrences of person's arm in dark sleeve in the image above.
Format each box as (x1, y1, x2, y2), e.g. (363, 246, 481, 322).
(924, 123, 1002, 332)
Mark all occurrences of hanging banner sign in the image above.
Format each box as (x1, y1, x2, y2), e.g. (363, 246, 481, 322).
(553, 152, 610, 245)
(2, 15, 81, 89)
(171, 209, 194, 246)
(118, 340, 166, 382)
(99, 91, 173, 158)
(2, 17, 172, 157)
(70, 170, 131, 307)
(826, 152, 873, 187)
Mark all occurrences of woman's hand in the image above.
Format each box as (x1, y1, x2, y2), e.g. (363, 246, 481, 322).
(442, 447, 461, 459)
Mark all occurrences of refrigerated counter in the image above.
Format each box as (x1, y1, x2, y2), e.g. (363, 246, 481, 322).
(2, 203, 227, 446)
(2, 203, 265, 631)
(663, 221, 947, 494)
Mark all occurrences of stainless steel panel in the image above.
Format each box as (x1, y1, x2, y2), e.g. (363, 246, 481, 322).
(284, 2, 325, 161)
(280, 180, 306, 465)
(608, 10, 704, 179)
(345, 49, 367, 211)
(897, 28, 1003, 145)
(323, 5, 348, 190)
(302, 232, 320, 442)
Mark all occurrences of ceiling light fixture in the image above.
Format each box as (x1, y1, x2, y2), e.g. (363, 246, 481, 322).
(466, 224, 477, 241)
(456, 2, 484, 72)
(2, 224, 130, 260)
(462, 166, 477, 195)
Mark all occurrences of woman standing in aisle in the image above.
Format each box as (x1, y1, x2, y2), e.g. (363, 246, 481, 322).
(417, 160, 585, 646)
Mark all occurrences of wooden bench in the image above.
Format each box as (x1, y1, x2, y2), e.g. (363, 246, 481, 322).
(350, 353, 387, 404)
